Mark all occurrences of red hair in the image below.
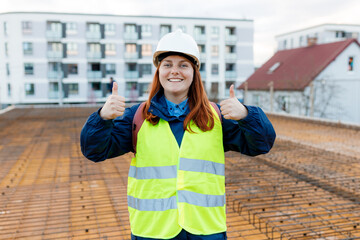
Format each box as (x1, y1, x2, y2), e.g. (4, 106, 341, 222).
(143, 62, 215, 132)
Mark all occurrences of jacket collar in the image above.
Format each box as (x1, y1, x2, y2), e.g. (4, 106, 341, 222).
(148, 90, 190, 121)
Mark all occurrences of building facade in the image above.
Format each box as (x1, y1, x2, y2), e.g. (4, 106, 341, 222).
(276, 24, 360, 51)
(0, 12, 254, 105)
(240, 39, 360, 124)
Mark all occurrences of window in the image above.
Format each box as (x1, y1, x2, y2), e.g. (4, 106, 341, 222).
(68, 64, 78, 74)
(141, 44, 152, 56)
(47, 22, 61, 32)
(200, 63, 205, 72)
(22, 21, 32, 33)
(268, 62, 281, 74)
(7, 84, 11, 97)
(6, 63, 10, 76)
(48, 42, 62, 52)
(225, 27, 235, 36)
(4, 42, 8, 56)
(225, 45, 235, 53)
(139, 64, 152, 76)
(226, 63, 235, 71)
(24, 63, 34, 75)
(105, 43, 116, 55)
(125, 24, 136, 33)
(66, 22, 77, 35)
(105, 23, 116, 35)
(23, 42, 33, 55)
(160, 25, 171, 36)
(211, 64, 218, 75)
(25, 83, 35, 95)
(299, 36, 303, 46)
(4, 22, 7, 35)
(141, 25, 152, 37)
(211, 45, 219, 57)
(126, 43, 137, 53)
(90, 63, 101, 71)
(68, 83, 79, 95)
(88, 23, 100, 32)
(194, 26, 205, 35)
(211, 26, 219, 37)
(348, 57, 354, 71)
(106, 63, 116, 75)
(49, 82, 58, 91)
(178, 25, 186, 33)
(128, 63, 137, 71)
(88, 43, 101, 53)
(91, 82, 101, 91)
(336, 31, 346, 38)
(198, 44, 205, 53)
(67, 43, 78, 55)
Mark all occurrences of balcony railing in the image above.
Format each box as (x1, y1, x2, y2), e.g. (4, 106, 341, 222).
(46, 31, 62, 41)
(87, 71, 102, 80)
(225, 53, 237, 61)
(194, 34, 206, 43)
(87, 52, 102, 60)
(124, 52, 139, 61)
(49, 91, 59, 99)
(47, 51, 63, 60)
(225, 35, 237, 43)
(124, 32, 138, 41)
(124, 71, 139, 79)
(225, 71, 237, 79)
(47, 71, 63, 79)
(86, 31, 101, 42)
(200, 71, 206, 79)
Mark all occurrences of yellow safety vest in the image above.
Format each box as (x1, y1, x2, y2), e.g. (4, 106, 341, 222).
(127, 107, 226, 239)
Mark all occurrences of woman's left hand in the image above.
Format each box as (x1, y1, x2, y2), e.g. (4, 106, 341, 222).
(220, 84, 248, 120)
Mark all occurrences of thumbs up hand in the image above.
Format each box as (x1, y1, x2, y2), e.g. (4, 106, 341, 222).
(220, 84, 248, 120)
(100, 82, 126, 120)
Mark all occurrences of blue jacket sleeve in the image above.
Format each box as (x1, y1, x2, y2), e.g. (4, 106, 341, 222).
(220, 104, 276, 156)
(80, 104, 139, 162)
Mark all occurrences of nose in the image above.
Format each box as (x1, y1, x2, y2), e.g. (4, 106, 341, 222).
(170, 66, 180, 75)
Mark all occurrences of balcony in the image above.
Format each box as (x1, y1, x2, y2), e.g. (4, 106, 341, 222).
(225, 53, 237, 61)
(199, 53, 207, 61)
(225, 35, 237, 44)
(87, 52, 102, 60)
(49, 91, 59, 99)
(124, 32, 138, 42)
(124, 71, 139, 79)
(46, 31, 62, 41)
(194, 34, 206, 43)
(124, 52, 138, 61)
(47, 51, 63, 61)
(86, 31, 101, 42)
(87, 71, 102, 80)
(200, 71, 206, 79)
(47, 71, 64, 79)
(225, 71, 237, 80)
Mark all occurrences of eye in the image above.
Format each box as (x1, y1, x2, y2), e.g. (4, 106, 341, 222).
(180, 63, 189, 68)
(163, 63, 171, 67)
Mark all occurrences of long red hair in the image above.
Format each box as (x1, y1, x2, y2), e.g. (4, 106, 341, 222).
(143, 62, 215, 132)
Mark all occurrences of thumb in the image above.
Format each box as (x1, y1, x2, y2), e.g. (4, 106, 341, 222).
(229, 84, 235, 98)
(112, 82, 118, 95)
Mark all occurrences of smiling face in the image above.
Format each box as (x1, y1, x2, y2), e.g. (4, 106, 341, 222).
(159, 55, 194, 104)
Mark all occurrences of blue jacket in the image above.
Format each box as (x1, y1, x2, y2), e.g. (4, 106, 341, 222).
(81, 91, 276, 162)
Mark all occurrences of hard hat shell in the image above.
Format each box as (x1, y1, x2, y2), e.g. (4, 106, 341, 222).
(153, 29, 201, 69)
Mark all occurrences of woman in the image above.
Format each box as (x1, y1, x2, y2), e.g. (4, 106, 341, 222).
(81, 29, 276, 240)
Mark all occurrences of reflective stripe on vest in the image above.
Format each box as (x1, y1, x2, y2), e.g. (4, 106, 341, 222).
(128, 191, 225, 211)
(128, 105, 225, 238)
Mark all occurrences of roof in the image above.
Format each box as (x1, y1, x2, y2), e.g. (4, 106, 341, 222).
(240, 39, 360, 91)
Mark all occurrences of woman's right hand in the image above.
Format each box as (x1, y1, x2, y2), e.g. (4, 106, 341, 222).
(100, 82, 126, 120)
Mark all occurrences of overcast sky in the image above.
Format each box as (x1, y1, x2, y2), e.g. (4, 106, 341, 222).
(2, 0, 360, 66)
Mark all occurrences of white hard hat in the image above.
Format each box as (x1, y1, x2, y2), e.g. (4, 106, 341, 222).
(153, 29, 200, 69)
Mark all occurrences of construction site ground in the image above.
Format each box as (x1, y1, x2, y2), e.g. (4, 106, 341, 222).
(0, 106, 359, 240)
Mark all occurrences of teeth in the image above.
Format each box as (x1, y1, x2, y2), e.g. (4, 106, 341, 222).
(168, 79, 182, 82)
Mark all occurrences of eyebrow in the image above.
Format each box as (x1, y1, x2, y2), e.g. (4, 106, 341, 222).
(163, 59, 190, 63)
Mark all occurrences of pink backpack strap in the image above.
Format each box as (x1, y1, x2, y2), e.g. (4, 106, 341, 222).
(210, 102, 222, 122)
(132, 102, 146, 153)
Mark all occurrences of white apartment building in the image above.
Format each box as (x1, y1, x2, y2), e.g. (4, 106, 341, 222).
(276, 23, 360, 50)
(0, 12, 254, 106)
